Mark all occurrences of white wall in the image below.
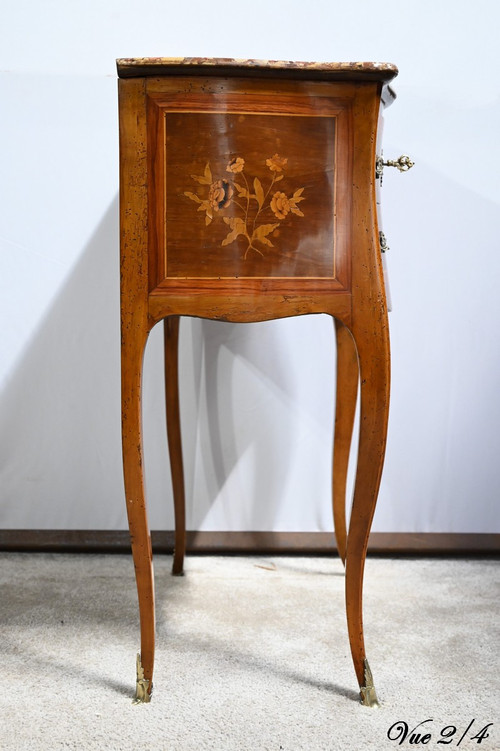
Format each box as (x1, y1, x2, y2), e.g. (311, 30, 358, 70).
(1, 0, 499, 533)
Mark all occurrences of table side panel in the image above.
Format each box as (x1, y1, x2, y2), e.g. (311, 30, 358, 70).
(146, 78, 356, 299)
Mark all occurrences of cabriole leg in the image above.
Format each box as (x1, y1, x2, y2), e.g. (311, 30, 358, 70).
(164, 316, 186, 576)
(122, 326, 155, 703)
(344, 319, 390, 706)
(333, 318, 359, 565)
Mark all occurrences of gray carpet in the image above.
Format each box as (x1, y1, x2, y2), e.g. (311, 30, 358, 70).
(0, 554, 498, 750)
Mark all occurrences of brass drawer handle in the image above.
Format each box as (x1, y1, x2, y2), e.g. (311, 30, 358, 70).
(376, 154, 414, 182)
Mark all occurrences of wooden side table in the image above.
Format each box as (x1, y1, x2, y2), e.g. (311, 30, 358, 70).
(118, 57, 401, 706)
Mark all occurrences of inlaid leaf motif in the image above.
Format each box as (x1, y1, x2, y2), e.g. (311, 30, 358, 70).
(253, 177, 264, 209)
(184, 153, 305, 258)
(221, 216, 247, 247)
(190, 163, 213, 185)
(233, 182, 248, 199)
(184, 191, 202, 203)
(289, 188, 305, 217)
(204, 163, 213, 184)
(195, 199, 215, 224)
(254, 223, 279, 247)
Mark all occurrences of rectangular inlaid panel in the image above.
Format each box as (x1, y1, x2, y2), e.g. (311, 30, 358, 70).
(146, 82, 353, 292)
(164, 111, 335, 279)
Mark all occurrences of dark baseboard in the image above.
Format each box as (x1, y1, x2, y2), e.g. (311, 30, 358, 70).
(0, 530, 498, 555)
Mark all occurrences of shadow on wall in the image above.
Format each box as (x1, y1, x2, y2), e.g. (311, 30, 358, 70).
(142, 306, 335, 533)
(380, 142, 500, 532)
(3, 150, 500, 536)
(0, 195, 335, 532)
(182, 316, 332, 531)
(0, 197, 124, 529)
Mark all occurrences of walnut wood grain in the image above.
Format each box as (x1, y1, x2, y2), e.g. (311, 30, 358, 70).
(333, 319, 359, 565)
(119, 60, 395, 704)
(343, 86, 390, 688)
(145, 77, 353, 295)
(164, 316, 186, 576)
(119, 77, 155, 698)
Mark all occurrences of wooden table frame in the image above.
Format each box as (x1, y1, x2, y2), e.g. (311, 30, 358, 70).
(118, 58, 397, 706)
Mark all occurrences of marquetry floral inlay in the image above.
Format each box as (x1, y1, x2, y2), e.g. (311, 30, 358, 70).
(184, 155, 305, 258)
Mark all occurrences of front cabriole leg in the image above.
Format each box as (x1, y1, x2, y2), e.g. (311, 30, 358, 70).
(332, 318, 359, 565)
(122, 324, 155, 703)
(344, 314, 390, 707)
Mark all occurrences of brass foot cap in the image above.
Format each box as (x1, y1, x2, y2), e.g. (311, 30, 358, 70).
(133, 653, 153, 704)
(360, 684, 379, 707)
(360, 659, 380, 707)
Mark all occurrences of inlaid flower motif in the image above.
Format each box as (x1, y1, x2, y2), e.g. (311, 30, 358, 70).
(208, 180, 233, 210)
(226, 156, 245, 174)
(184, 154, 305, 257)
(266, 153, 288, 172)
(271, 188, 305, 220)
(270, 191, 291, 220)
